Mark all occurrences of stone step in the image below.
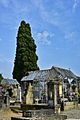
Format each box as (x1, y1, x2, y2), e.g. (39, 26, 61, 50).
(11, 114, 67, 120)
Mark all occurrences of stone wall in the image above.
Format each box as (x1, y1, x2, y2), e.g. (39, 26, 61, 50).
(64, 102, 78, 111)
(11, 114, 67, 120)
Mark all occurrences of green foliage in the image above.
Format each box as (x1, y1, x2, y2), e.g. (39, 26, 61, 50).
(0, 73, 3, 83)
(13, 20, 39, 83)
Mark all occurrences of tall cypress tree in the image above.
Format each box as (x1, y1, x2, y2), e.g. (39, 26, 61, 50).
(0, 73, 3, 83)
(13, 20, 39, 83)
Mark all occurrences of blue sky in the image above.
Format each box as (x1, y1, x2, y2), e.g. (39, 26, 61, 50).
(0, 0, 80, 78)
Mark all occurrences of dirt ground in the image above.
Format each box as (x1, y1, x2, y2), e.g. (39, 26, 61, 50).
(0, 108, 22, 120)
(0, 107, 80, 120)
(61, 108, 80, 119)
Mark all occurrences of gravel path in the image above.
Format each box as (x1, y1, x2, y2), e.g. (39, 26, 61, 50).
(61, 108, 80, 119)
(0, 107, 80, 120)
(0, 108, 22, 120)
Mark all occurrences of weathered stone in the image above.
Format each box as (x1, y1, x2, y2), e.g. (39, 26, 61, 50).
(11, 114, 67, 120)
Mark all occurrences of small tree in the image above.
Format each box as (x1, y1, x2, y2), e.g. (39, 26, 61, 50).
(13, 20, 39, 83)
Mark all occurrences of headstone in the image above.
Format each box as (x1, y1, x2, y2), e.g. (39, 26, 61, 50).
(17, 86, 22, 102)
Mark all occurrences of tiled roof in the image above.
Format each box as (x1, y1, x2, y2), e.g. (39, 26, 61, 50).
(52, 66, 77, 79)
(21, 66, 77, 82)
(1, 78, 19, 85)
(21, 68, 59, 82)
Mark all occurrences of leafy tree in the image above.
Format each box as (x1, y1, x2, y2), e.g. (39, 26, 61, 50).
(0, 73, 3, 83)
(13, 20, 39, 83)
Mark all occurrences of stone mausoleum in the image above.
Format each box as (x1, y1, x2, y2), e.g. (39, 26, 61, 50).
(21, 66, 77, 114)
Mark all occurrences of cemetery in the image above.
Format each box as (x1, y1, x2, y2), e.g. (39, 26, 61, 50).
(0, 66, 80, 120)
(11, 66, 79, 120)
(0, 78, 21, 107)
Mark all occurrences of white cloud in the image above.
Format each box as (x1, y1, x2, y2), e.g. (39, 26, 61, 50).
(31, 0, 68, 26)
(0, 0, 30, 14)
(32, 0, 78, 44)
(72, 0, 79, 12)
(64, 31, 76, 43)
(0, 0, 79, 45)
(0, 0, 31, 30)
(37, 30, 54, 45)
(11, 1, 31, 14)
(0, 0, 10, 7)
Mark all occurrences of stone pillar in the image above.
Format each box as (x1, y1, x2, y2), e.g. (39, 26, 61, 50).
(47, 81, 54, 107)
(45, 82, 48, 103)
(59, 83, 62, 97)
(17, 86, 22, 102)
(54, 83, 57, 113)
(6, 94, 10, 107)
